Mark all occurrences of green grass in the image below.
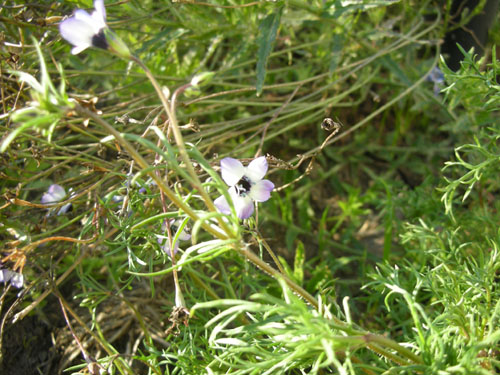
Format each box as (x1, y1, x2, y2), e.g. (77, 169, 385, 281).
(0, 1, 499, 374)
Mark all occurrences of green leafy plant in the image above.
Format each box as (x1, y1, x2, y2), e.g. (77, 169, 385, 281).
(0, 1, 499, 374)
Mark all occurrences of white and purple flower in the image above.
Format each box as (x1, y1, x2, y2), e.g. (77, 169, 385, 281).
(59, 0, 107, 55)
(214, 156, 274, 219)
(157, 219, 191, 256)
(426, 66, 445, 96)
(41, 184, 72, 215)
(59, 0, 130, 58)
(0, 267, 23, 289)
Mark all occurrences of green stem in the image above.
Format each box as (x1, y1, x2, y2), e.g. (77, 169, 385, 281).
(257, 232, 287, 275)
(366, 334, 423, 365)
(285, 0, 321, 16)
(240, 246, 319, 310)
(73, 104, 225, 240)
(129, 55, 232, 236)
(187, 269, 221, 301)
(241, 246, 423, 365)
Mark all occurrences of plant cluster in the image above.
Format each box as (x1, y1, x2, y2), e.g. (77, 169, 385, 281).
(0, 1, 499, 374)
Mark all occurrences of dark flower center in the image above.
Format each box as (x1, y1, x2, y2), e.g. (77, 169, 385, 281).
(91, 29, 108, 50)
(162, 222, 178, 234)
(235, 176, 252, 196)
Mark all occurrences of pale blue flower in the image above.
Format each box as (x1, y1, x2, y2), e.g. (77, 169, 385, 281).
(0, 267, 23, 289)
(41, 184, 72, 215)
(426, 67, 445, 96)
(157, 219, 191, 256)
(59, 0, 130, 58)
(214, 156, 274, 219)
(59, 0, 107, 55)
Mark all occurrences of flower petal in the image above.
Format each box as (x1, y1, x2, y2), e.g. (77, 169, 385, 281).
(173, 220, 191, 242)
(58, 203, 73, 215)
(0, 269, 23, 288)
(71, 44, 91, 55)
(178, 232, 191, 241)
(10, 272, 24, 289)
(220, 157, 245, 186)
(234, 194, 254, 219)
(74, 9, 102, 34)
(165, 241, 179, 256)
(0, 270, 8, 283)
(48, 184, 66, 199)
(93, 0, 107, 24)
(214, 194, 231, 215)
(156, 234, 167, 244)
(245, 156, 268, 182)
(157, 235, 179, 256)
(249, 179, 274, 202)
(73, 9, 93, 23)
(59, 17, 95, 53)
(41, 184, 66, 204)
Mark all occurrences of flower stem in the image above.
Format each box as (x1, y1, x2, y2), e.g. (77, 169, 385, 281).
(73, 103, 225, 240)
(240, 246, 423, 365)
(240, 246, 318, 309)
(365, 334, 423, 365)
(79, 58, 425, 370)
(129, 56, 232, 235)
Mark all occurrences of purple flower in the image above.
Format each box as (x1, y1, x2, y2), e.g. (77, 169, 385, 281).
(426, 67, 445, 96)
(41, 184, 66, 204)
(59, 0, 130, 58)
(214, 156, 274, 219)
(59, 0, 107, 55)
(41, 184, 72, 215)
(0, 268, 23, 289)
(427, 67, 444, 84)
(156, 219, 191, 256)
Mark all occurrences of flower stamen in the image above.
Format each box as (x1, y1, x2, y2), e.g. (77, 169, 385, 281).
(235, 176, 252, 196)
(91, 30, 108, 50)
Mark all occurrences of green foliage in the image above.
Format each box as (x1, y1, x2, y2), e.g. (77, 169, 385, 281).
(439, 47, 500, 220)
(193, 281, 378, 375)
(1, 1, 499, 374)
(1, 41, 72, 151)
(256, 8, 282, 95)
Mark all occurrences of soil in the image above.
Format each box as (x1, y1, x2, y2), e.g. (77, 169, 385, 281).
(0, 296, 63, 375)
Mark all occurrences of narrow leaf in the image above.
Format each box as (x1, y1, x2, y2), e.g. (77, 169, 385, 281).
(329, 34, 345, 74)
(256, 9, 282, 96)
(293, 240, 305, 285)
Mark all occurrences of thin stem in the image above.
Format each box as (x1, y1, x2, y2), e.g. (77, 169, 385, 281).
(57, 295, 103, 373)
(166, 221, 185, 308)
(56, 289, 132, 375)
(365, 342, 414, 367)
(366, 334, 423, 365)
(129, 55, 232, 235)
(241, 246, 423, 365)
(73, 104, 226, 240)
(11, 228, 118, 323)
(240, 246, 319, 310)
(187, 269, 221, 301)
(286, 0, 322, 16)
(256, 231, 287, 275)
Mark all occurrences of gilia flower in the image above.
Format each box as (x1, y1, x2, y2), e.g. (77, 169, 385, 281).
(59, 0, 130, 58)
(41, 184, 72, 215)
(426, 67, 445, 96)
(157, 219, 191, 256)
(0, 267, 23, 289)
(214, 156, 274, 219)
